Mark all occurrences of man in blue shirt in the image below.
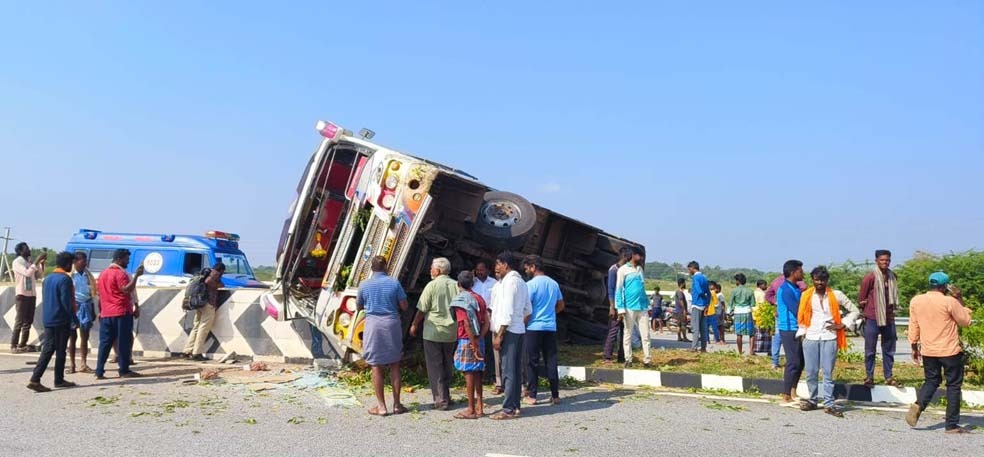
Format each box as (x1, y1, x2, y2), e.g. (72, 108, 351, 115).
(356, 256, 409, 416)
(778, 259, 805, 403)
(28, 252, 78, 392)
(688, 261, 711, 352)
(522, 255, 565, 405)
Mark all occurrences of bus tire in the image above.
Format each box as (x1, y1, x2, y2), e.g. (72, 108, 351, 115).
(471, 191, 537, 249)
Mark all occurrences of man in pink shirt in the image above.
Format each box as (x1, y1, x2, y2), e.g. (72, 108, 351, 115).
(94, 249, 144, 379)
(10, 243, 46, 353)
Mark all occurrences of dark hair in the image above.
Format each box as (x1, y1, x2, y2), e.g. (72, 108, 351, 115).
(734, 273, 747, 285)
(677, 278, 686, 287)
(687, 261, 700, 270)
(496, 251, 520, 271)
(55, 251, 74, 270)
(457, 271, 475, 290)
(14, 242, 29, 256)
(875, 250, 891, 259)
(618, 247, 633, 262)
(522, 255, 543, 271)
(371, 255, 388, 272)
(475, 260, 489, 269)
(113, 249, 131, 262)
(782, 260, 803, 278)
(810, 266, 830, 281)
(654, 285, 661, 292)
(74, 251, 87, 261)
(709, 281, 719, 289)
(213, 262, 226, 272)
(756, 279, 767, 287)
(629, 246, 643, 257)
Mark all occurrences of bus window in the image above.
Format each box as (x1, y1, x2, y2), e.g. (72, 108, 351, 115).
(184, 253, 204, 275)
(88, 249, 114, 273)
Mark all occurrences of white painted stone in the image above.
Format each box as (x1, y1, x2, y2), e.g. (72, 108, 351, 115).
(558, 366, 586, 381)
(963, 390, 984, 407)
(702, 374, 744, 392)
(624, 369, 661, 387)
(870, 386, 917, 404)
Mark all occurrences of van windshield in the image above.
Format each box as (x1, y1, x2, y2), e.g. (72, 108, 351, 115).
(215, 253, 254, 277)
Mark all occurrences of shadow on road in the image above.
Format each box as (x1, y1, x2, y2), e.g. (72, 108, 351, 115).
(476, 389, 634, 418)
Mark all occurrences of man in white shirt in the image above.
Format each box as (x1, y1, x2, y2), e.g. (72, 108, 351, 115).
(797, 266, 859, 417)
(11, 242, 46, 353)
(472, 261, 500, 391)
(489, 252, 531, 420)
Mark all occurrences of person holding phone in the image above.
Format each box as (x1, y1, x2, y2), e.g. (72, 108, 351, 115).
(10, 243, 45, 353)
(94, 249, 144, 379)
(905, 272, 974, 434)
(795, 266, 858, 417)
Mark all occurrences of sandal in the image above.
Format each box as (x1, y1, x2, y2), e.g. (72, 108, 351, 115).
(551, 397, 561, 405)
(885, 378, 904, 388)
(454, 412, 479, 420)
(523, 397, 537, 406)
(490, 411, 519, 421)
(392, 405, 408, 415)
(492, 387, 504, 395)
(78, 366, 92, 374)
(824, 407, 844, 418)
(799, 401, 818, 412)
(367, 406, 389, 417)
(863, 378, 875, 389)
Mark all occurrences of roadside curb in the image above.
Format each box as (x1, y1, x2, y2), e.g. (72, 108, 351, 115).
(558, 365, 984, 407)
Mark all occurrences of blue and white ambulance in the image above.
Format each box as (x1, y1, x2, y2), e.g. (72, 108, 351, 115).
(65, 229, 266, 288)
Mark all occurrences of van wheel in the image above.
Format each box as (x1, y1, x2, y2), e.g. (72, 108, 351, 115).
(470, 191, 537, 249)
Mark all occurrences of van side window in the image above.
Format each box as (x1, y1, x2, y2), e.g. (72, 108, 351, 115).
(184, 253, 204, 275)
(88, 249, 114, 273)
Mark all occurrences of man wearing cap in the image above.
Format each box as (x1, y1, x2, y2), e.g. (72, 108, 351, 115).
(905, 272, 974, 434)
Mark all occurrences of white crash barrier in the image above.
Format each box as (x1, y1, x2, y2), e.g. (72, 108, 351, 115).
(0, 285, 325, 361)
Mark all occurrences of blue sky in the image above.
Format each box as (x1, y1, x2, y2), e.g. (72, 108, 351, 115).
(2, 1, 982, 271)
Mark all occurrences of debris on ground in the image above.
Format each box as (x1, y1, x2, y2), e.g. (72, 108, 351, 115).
(218, 351, 238, 364)
(248, 361, 269, 371)
(223, 372, 301, 385)
(199, 368, 221, 381)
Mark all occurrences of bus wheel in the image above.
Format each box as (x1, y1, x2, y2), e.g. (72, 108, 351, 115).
(471, 191, 537, 249)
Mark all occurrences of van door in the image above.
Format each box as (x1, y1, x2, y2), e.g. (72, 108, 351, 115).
(274, 141, 368, 319)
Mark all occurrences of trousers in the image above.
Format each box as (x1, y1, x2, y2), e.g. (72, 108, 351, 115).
(423, 340, 455, 406)
(525, 330, 560, 398)
(31, 325, 71, 384)
(863, 320, 897, 380)
(917, 353, 964, 430)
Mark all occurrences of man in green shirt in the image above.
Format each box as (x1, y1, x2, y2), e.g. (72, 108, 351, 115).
(729, 273, 757, 356)
(411, 257, 459, 410)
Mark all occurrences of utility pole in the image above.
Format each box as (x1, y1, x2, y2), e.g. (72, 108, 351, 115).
(0, 227, 13, 282)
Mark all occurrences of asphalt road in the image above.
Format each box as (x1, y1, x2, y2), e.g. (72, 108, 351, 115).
(1, 353, 979, 457)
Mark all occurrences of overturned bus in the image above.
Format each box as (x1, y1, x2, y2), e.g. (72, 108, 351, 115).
(261, 120, 645, 360)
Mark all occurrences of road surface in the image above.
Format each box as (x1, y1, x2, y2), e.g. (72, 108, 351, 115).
(0, 353, 979, 457)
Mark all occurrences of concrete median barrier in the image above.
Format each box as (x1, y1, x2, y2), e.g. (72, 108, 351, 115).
(0, 285, 328, 362)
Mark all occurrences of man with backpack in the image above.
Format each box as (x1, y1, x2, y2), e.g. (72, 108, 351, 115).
(182, 263, 225, 361)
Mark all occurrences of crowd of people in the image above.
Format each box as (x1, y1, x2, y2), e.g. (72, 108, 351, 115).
(10, 244, 226, 392)
(358, 252, 563, 420)
(9, 242, 975, 432)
